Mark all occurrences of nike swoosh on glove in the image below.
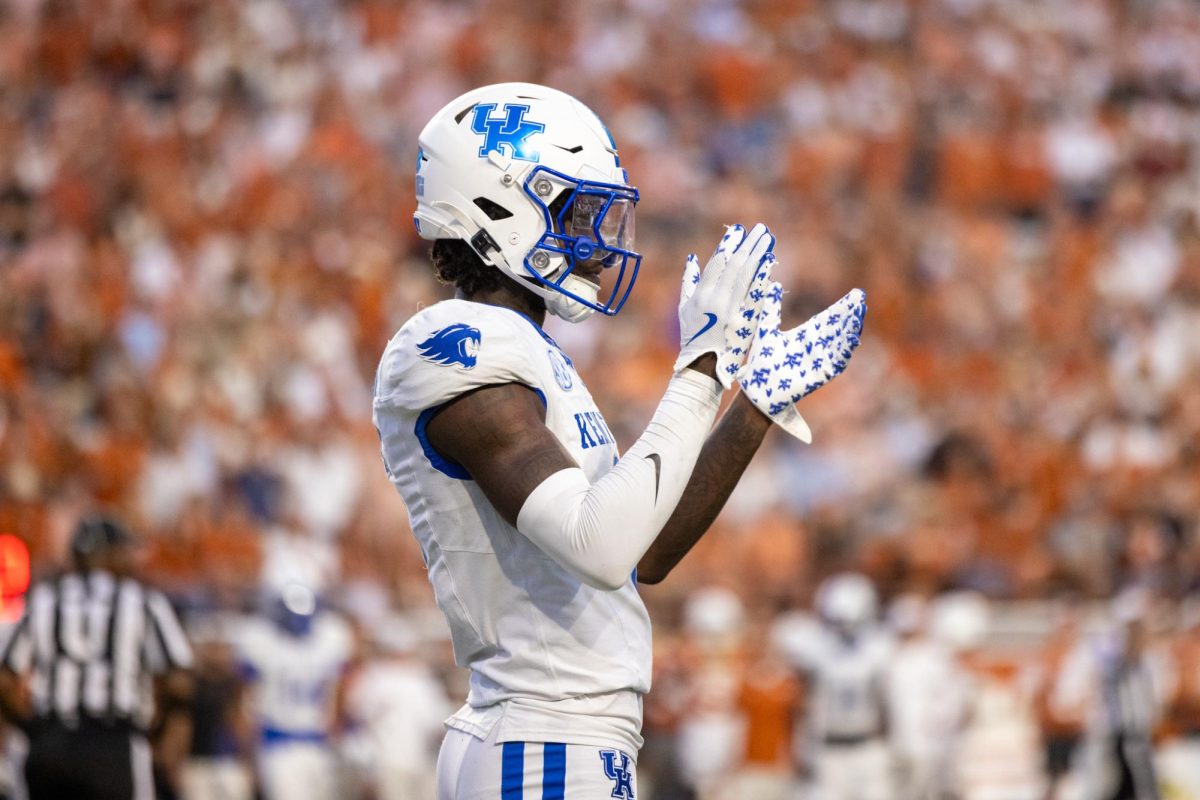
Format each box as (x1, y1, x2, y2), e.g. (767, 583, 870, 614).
(674, 223, 776, 388)
(737, 283, 867, 442)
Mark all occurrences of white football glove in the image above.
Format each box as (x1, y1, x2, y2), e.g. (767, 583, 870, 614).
(721, 252, 776, 384)
(675, 223, 776, 388)
(737, 283, 867, 442)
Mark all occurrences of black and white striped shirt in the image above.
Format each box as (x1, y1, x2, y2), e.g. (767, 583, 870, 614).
(0, 570, 192, 730)
(1099, 653, 1160, 738)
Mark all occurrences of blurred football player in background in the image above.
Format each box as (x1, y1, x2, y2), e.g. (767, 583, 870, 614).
(234, 583, 354, 800)
(776, 573, 893, 800)
(887, 593, 969, 800)
(373, 82, 865, 799)
(1034, 599, 1087, 800)
(675, 587, 749, 800)
(729, 620, 800, 800)
(926, 592, 991, 800)
(340, 619, 451, 800)
(182, 627, 253, 800)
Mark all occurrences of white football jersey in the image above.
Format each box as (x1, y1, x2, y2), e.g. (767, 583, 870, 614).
(343, 658, 451, 771)
(888, 637, 967, 759)
(373, 299, 652, 754)
(235, 613, 353, 736)
(775, 613, 892, 740)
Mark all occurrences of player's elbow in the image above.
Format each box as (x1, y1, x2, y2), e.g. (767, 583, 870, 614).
(635, 566, 667, 585)
(581, 570, 630, 592)
(633, 552, 673, 585)
(575, 560, 634, 592)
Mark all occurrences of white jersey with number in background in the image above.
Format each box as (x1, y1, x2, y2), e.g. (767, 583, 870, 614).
(235, 613, 353, 736)
(776, 614, 895, 800)
(234, 613, 353, 800)
(373, 299, 652, 755)
(775, 614, 892, 740)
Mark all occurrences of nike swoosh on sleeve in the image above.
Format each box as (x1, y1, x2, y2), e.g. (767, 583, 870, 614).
(684, 313, 719, 346)
(646, 453, 662, 503)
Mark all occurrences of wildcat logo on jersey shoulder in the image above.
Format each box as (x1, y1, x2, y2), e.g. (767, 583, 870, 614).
(470, 103, 545, 162)
(599, 750, 634, 799)
(417, 324, 481, 369)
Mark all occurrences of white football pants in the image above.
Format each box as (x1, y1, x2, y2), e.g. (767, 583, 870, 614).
(436, 723, 639, 799)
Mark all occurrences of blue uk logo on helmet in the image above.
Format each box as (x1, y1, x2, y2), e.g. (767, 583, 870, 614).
(417, 324, 482, 369)
(471, 103, 545, 163)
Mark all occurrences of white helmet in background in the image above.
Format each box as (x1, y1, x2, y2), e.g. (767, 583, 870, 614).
(683, 586, 746, 639)
(817, 572, 879, 633)
(930, 591, 990, 653)
(414, 82, 641, 323)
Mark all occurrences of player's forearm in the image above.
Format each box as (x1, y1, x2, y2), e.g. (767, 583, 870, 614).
(636, 391, 771, 584)
(518, 370, 722, 590)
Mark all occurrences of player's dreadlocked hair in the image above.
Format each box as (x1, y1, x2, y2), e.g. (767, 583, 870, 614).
(431, 239, 506, 296)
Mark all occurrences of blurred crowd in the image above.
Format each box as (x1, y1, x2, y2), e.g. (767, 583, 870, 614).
(2, 0, 1200, 796)
(5, 573, 1197, 800)
(641, 578, 1200, 800)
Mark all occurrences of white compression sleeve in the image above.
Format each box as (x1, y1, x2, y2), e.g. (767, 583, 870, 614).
(515, 370, 723, 590)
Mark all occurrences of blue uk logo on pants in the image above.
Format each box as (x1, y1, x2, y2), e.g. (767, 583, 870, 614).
(599, 750, 634, 799)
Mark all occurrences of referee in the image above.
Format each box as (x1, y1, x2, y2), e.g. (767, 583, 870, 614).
(1095, 602, 1162, 800)
(0, 515, 194, 800)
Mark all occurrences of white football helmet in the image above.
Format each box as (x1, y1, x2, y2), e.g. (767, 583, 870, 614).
(930, 591, 989, 652)
(414, 82, 641, 323)
(817, 572, 878, 633)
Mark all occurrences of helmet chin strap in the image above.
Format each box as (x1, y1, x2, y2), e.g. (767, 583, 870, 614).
(545, 273, 598, 323)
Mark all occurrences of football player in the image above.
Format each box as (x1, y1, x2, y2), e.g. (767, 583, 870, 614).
(775, 573, 894, 800)
(373, 82, 867, 799)
(234, 584, 355, 800)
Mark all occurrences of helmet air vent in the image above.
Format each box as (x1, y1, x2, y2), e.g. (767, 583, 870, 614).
(473, 197, 513, 221)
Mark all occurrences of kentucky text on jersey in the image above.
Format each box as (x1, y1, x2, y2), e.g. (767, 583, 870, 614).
(574, 410, 615, 450)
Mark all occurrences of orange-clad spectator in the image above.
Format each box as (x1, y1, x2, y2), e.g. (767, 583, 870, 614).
(936, 128, 1005, 210)
(729, 628, 800, 800)
(0, 340, 24, 390)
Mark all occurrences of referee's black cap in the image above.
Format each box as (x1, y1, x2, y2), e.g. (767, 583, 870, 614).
(70, 514, 136, 565)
